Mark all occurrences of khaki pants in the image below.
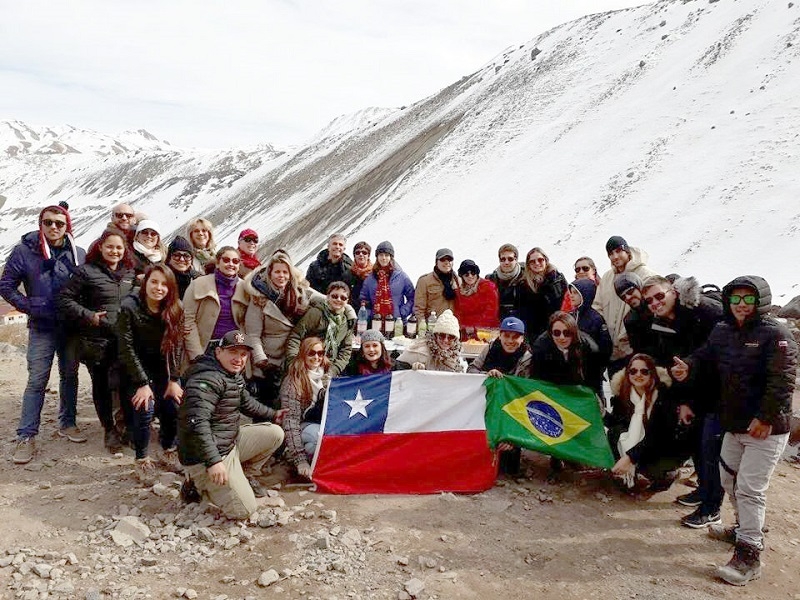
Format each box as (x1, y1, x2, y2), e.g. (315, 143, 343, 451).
(187, 423, 284, 519)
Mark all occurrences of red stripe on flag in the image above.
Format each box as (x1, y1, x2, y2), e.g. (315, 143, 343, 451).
(312, 431, 497, 494)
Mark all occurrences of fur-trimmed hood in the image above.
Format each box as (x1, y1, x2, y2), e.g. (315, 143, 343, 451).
(672, 276, 702, 309)
(610, 364, 672, 396)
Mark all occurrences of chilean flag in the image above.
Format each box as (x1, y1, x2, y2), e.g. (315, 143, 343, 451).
(311, 371, 497, 494)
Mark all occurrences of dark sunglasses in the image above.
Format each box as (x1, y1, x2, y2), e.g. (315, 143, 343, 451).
(139, 230, 158, 237)
(171, 252, 193, 261)
(42, 219, 67, 229)
(219, 256, 241, 264)
(551, 329, 573, 338)
(644, 291, 667, 305)
(628, 367, 651, 376)
(621, 287, 638, 299)
(354, 250, 370, 256)
(241, 236, 258, 243)
(574, 265, 592, 273)
(463, 271, 478, 277)
(329, 293, 349, 301)
(499, 256, 516, 263)
(113, 212, 135, 220)
(307, 350, 325, 358)
(729, 294, 757, 306)
(529, 257, 546, 264)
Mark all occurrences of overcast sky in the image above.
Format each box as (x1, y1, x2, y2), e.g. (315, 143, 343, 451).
(1, 0, 646, 149)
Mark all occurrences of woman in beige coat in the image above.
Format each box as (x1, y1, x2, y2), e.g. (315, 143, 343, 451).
(243, 252, 325, 409)
(183, 246, 249, 362)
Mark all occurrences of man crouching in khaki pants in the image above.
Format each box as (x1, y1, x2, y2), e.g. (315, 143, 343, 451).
(179, 330, 285, 519)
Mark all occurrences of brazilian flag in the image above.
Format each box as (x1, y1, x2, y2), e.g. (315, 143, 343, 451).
(484, 375, 614, 469)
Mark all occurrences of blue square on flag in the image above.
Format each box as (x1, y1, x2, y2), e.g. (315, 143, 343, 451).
(324, 374, 391, 435)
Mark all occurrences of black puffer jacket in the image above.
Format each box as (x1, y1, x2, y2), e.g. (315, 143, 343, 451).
(305, 249, 356, 295)
(688, 276, 798, 434)
(57, 262, 137, 361)
(517, 269, 568, 342)
(486, 269, 524, 320)
(529, 331, 597, 387)
(117, 294, 182, 389)
(178, 355, 276, 467)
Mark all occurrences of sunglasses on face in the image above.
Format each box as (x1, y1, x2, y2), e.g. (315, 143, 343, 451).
(219, 256, 241, 264)
(463, 271, 478, 278)
(529, 257, 546, 264)
(354, 250, 369, 256)
(113, 212, 134, 220)
(139, 230, 158, 238)
(621, 288, 638, 300)
(307, 350, 325, 358)
(171, 252, 192, 261)
(438, 257, 453, 263)
(329, 293, 349, 301)
(574, 265, 592, 273)
(644, 291, 668, 305)
(628, 367, 651, 376)
(241, 236, 258, 243)
(551, 329, 573, 338)
(42, 219, 67, 229)
(730, 294, 757, 305)
(499, 256, 516, 263)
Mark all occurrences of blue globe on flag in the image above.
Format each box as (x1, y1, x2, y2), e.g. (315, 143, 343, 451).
(526, 400, 564, 439)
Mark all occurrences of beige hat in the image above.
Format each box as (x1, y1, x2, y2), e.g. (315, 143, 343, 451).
(433, 309, 460, 338)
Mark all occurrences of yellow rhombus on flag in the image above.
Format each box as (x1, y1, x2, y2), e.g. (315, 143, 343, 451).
(502, 390, 590, 446)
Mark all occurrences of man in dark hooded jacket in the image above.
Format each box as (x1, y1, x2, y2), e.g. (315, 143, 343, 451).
(672, 276, 797, 586)
(0, 203, 86, 464)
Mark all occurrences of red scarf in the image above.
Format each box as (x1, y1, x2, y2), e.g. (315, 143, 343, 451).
(374, 267, 394, 317)
(351, 260, 373, 281)
(239, 252, 261, 271)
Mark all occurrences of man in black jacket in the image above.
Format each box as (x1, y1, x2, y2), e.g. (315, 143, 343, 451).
(178, 330, 285, 520)
(672, 276, 797, 586)
(305, 233, 355, 295)
(642, 275, 724, 528)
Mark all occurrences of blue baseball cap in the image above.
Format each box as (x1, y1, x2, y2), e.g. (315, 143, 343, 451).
(500, 317, 525, 335)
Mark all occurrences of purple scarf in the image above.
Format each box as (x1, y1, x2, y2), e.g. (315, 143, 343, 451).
(212, 270, 239, 339)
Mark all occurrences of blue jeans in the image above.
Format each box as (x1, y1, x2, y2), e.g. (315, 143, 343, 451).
(17, 327, 79, 439)
(123, 387, 179, 460)
(695, 413, 724, 514)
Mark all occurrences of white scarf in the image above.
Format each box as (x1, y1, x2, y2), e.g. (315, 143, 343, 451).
(617, 388, 656, 487)
(133, 240, 163, 263)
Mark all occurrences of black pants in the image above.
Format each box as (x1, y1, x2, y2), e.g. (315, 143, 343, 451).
(87, 360, 118, 432)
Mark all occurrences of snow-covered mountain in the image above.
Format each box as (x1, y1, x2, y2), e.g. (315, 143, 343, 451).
(1, 0, 798, 299)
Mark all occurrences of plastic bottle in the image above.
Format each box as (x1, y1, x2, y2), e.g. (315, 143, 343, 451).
(406, 314, 418, 339)
(384, 314, 395, 339)
(394, 316, 404, 339)
(418, 316, 427, 338)
(357, 302, 368, 340)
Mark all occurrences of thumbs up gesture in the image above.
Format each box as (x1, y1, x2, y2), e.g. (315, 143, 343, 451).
(670, 356, 689, 382)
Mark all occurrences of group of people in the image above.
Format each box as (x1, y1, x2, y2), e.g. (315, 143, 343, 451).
(1, 203, 796, 587)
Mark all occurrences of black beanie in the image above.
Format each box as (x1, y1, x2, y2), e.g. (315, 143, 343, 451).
(458, 259, 480, 277)
(605, 236, 629, 255)
(167, 235, 194, 257)
(614, 272, 643, 297)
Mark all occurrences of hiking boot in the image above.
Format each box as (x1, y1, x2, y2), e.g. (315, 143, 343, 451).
(247, 476, 267, 498)
(681, 507, 722, 529)
(104, 428, 123, 454)
(716, 541, 761, 586)
(158, 447, 182, 473)
(180, 478, 201, 504)
(12, 437, 35, 465)
(675, 490, 703, 507)
(708, 523, 738, 545)
(58, 426, 88, 443)
(135, 457, 158, 486)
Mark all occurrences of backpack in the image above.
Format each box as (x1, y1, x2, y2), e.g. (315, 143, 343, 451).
(700, 283, 723, 304)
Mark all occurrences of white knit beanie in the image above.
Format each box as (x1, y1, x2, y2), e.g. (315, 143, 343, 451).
(433, 309, 460, 337)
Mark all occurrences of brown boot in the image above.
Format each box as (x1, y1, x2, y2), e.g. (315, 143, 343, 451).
(716, 541, 761, 586)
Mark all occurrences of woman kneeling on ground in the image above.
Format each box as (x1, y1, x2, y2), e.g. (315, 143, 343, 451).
(468, 316, 531, 475)
(396, 309, 464, 372)
(606, 353, 689, 491)
(281, 337, 330, 480)
(346, 329, 394, 375)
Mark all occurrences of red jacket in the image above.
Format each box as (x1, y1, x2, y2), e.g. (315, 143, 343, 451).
(455, 278, 500, 329)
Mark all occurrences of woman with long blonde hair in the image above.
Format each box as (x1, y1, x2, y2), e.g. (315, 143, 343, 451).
(186, 217, 216, 272)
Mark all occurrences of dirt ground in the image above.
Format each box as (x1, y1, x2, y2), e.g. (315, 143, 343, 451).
(1, 341, 799, 600)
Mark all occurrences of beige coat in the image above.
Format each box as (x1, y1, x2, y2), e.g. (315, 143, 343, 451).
(242, 266, 325, 377)
(591, 247, 658, 361)
(413, 271, 460, 323)
(183, 273, 250, 361)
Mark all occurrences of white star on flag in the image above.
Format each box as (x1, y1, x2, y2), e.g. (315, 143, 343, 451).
(344, 389, 373, 418)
